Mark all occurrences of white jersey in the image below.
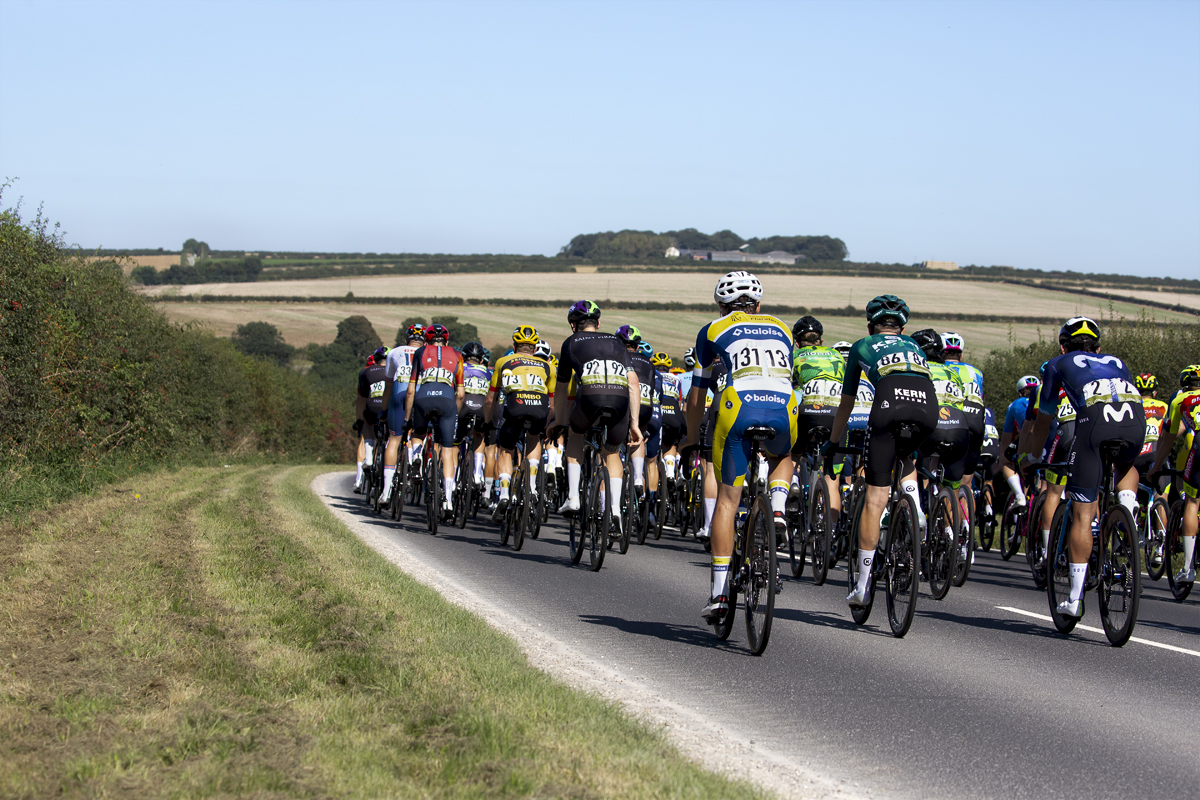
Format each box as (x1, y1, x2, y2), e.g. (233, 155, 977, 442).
(384, 345, 418, 400)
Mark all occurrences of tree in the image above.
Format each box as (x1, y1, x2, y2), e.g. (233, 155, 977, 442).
(307, 341, 359, 388)
(333, 315, 382, 360)
(431, 315, 479, 347)
(395, 316, 427, 346)
(181, 238, 211, 258)
(130, 265, 159, 285)
(231, 321, 294, 366)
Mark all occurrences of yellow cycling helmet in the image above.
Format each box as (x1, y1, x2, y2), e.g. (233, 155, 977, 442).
(650, 352, 672, 368)
(1180, 364, 1200, 389)
(512, 324, 539, 346)
(549, 354, 559, 369)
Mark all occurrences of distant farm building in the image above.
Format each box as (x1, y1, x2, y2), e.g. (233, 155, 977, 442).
(921, 260, 960, 271)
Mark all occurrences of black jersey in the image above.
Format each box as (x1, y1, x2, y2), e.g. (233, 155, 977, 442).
(627, 351, 661, 413)
(357, 363, 389, 415)
(557, 330, 632, 400)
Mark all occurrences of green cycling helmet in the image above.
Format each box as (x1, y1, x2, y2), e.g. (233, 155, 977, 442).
(865, 294, 910, 326)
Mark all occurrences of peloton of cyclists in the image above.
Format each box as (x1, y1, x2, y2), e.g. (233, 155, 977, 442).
(404, 323, 465, 516)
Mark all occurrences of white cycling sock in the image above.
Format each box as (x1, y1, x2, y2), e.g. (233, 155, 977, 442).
(856, 549, 876, 594)
(529, 462, 539, 493)
(704, 497, 717, 529)
(711, 556, 731, 599)
(632, 457, 645, 486)
(355, 461, 364, 483)
(498, 473, 511, 501)
(664, 456, 676, 481)
(1068, 563, 1087, 602)
(382, 466, 396, 497)
(610, 477, 623, 516)
(1041, 528, 1050, 555)
(1182, 536, 1196, 570)
(567, 462, 581, 502)
(474, 452, 485, 482)
(1007, 474, 1026, 506)
(1117, 490, 1137, 515)
(901, 479, 925, 531)
(363, 439, 375, 464)
(443, 476, 455, 501)
(770, 481, 789, 517)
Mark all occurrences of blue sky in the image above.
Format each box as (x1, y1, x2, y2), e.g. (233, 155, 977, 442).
(1, 0, 1197, 277)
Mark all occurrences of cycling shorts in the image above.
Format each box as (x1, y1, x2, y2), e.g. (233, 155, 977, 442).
(1044, 425, 1075, 487)
(497, 406, 548, 451)
(659, 419, 682, 452)
(646, 425, 662, 460)
(1065, 402, 1145, 503)
(962, 401, 986, 438)
(712, 387, 798, 487)
(455, 412, 484, 446)
(792, 407, 837, 456)
(919, 425, 971, 485)
(569, 394, 630, 449)
(639, 405, 661, 439)
(863, 374, 938, 487)
(387, 394, 407, 437)
(412, 394, 458, 447)
(1177, 439, 1200, 498)
(961, 426, 986, 477)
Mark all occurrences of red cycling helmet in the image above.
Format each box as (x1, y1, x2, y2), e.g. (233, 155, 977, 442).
(424, 323, 449, 343)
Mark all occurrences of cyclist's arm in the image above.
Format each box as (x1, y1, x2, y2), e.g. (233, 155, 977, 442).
(1017, 409, 1054, 466)
(682, 385, 705, 448)
(1150, 430, 1177, 474)
(828, 393, 855, 444)
(627, 371, 643, 444)
(355, 395, 366, 419)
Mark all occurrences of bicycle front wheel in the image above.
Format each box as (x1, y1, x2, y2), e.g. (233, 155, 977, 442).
(952, 486, 974, 587)
(1045, 502, 1077, 634)
(426, 451, 441, 535)
(1144, 496, 1168, 581)
(809, 473, 832, 586)
(1164, 500, 1195, 601)
(743, 495, 778, 655)
(511, 464, 528, 551)
(926, 486, 956, 601)
(1098, 505, 1139, 646)
(977, 483, 995, 551)
(589, 465, 609, 571)
(1000, 493, 1023, 561)
(885, 493, 920, 638)
(846, 488, 873, 626)
(1027, 491, 1049, 589)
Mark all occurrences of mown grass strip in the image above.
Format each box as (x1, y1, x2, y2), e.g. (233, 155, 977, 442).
(0, 465, 769, 799)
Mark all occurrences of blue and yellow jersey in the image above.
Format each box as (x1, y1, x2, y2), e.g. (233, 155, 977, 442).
(693, 312, 794, 400)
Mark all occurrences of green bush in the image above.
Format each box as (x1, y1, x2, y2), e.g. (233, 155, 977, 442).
(232, 321, 295, 366)
(0, 195, 350, 511)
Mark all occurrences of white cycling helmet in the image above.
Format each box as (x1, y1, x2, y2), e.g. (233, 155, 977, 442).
(832, 340, 852, 357)
(684, 347, 697, 369)
(1016, 374, 1040, 392)
(534, 341, 552, 360)
(714, 270, 763, 305)
(941, 332, 965, 353)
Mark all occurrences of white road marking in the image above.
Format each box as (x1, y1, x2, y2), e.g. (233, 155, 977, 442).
(996, 606, 1200, 657)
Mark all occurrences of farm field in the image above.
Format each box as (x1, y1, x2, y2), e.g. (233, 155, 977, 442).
(1116, 287, 1200, 310)
(92, 254, 180, 275)
(160, 300, 1056, 362)
(139, 271, 1198, 323)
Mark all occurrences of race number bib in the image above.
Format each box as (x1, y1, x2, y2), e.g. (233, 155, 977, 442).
(464, 375, 489, 395)
(802, 378, 841, 407)
(369, 380, 386, 399)
(580, 359, 628, 388)
(419, 367, 455, 386)
(1082, 378, 1140, 409)
(877, 350, 930, 378)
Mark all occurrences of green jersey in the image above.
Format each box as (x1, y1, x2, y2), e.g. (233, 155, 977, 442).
(842, 334, 932, 396)
(929, 362, 966, 411)
(792, 345, 845, 409)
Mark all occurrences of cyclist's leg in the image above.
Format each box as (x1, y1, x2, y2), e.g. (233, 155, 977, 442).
(355, 435, 367, 489)
(601, 402, 631, 517)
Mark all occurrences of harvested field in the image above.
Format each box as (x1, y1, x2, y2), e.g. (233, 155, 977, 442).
(91, 254, 180, 276)
(159, 301, 1056, 362)
(1117, 288, 1200, 310)
(139, 272, 1197, 323)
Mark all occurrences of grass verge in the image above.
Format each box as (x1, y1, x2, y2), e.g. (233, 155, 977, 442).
(0, 464, 767, 799)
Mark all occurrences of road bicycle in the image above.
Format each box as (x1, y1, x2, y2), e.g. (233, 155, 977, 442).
(361, 418, 388, 513)
(452, 415, 480, 530)
(952, 484, 975, 587)
(1045, 440, 1141, 646)
(417, 409, 446, 535)
(499, 417, 540, 551)
(707, 425, 781, 655)
(678, 448, 705, 538)
(788, 426, 835, 585)
(568, 411, 618, 572)
(839, 422, 922, 638)
(386, 429, 409, 523)
(916, 443, 960, 602)
(972, 459, 998, 552)
(1157, 468, 1196, 601)
(1137, 473, 1170, 582)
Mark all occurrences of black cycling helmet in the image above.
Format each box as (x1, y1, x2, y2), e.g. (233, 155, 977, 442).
(910, 328, 943, 361)
(1059, 316, 1100, 349)
(865, 294, 909, 327)
(567, 300, 602, 325)
(461, 341, 486, 361)
(792, 315, 823, 340)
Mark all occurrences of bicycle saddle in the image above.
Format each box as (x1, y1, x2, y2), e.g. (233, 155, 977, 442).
(896, 422, 922, 440)
(1099, 439, 1128, 461)
(744, 426, 776, 442)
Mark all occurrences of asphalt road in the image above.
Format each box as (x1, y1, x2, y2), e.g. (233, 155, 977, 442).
(316, 473, 1199, 800)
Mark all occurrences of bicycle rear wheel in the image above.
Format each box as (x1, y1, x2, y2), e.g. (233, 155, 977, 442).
(1164, 500, 1193, 602)
(952, 486, 974, 587)
(977, 483, 995, 551)
(1098, 505, 1139, 646)
(1045, 503, 1077, 634)
(885, 493, 920, 638)
(654, 480, 666, 540)
(1000, 493, 1023, 560)
(1144, 496, 1168, 581)
(846, 489, 873, 626)
(743, 495, 777, 655)
(809, 474, 832, 586)
(511, 464, 528, 551)
(926, 486, 956, 601)
(391, 456, 406, 521)
(1027, 491, 1049, 589)
(636, 478, 649, 546)
(788, 483, 808, 579)
(589, 465, 609, 571)
(425, 450, 441, 535)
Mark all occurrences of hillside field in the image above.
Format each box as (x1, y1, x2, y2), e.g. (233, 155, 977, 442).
(140, 272, 1197, 324)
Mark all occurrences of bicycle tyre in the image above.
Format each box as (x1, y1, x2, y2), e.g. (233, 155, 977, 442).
(636, 479, 649, 546)
(1144, 496, 1169, 581)
(619, 473, 632, 554)
(788, 483, 807, 579)
(952, 486, 974, 587)
(510, 463, 527, 551)
(1000, 493, 1023, 561)
(977, 483, 996, 551)
(589, 465, 609, 571)
(654, 479, 666, 540)
(744, 495, 777, 655)
(391, 456, 406, 521)
(1027, 491, 1049, 589)
(809, 473, 832, 586)
(926, 486, 955, 601)
(886, 492, 920, 638)
(1098, 505, 1139, 646)
(1045, 502, 1077, 634)
(846, 489, 873, 626)
(1164, 500, 1194, 601)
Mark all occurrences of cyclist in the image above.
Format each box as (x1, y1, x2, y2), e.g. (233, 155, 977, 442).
(912, 329, 970, 557)
(1149, 365, 1200, 584)
(654, 352, 685, 496)
(486, 325, 555, 517)
(682, 271, 797, 622)
(942, 332, 986, 493)
(979, 406, 1000, 513)
(618, 325, 661, 500)
(379, 324, 425, 505)
(694, 357, 727, 544)
(824, 295, 938, 608)
(832, 341, 853, 360)
(354, 346, 390, 493)
(1017, 317, 1144, 619)
(1020, 359, 1079, 569)
(403, 323, 465, 516)
(554, 301, 643, 527)
(790, 315, 846, 526)
(1134, 373, 1169, 487)
(999, 374, 1039, 506)
(459, 341, 492, 491)
(679, 347, 696, 398)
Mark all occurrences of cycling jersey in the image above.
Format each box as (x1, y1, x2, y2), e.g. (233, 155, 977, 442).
(678, 370, 693, 399)
(411, 344, 464, 398)
(659, 370, 684, 423)
(461, 361, 491, 416)
(490, 353, 555, 413)
(693, 311, 798, 486)
(1166, 388, 1200, 495)
(699, 361, 728, 455)
(842, 334, 932, 395)
(357, 362, 389, 424)
(847, 371, 874, 432)
(385, 344, 418, 434)
(981, 407, 1001, 466)
(1003, 396, 1030, 435)
(1138, 397, 1169, 458)
(945, 359, 985, 434)
(557, 330, 631, 400)
(920, 362, 971, 483)
(628, 350, 663, 426)
(1039, 351, 1145, 503)
(791, 345, 845, 454)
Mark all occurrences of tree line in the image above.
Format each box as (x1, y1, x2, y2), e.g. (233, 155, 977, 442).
(557, 228, 849, 261)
